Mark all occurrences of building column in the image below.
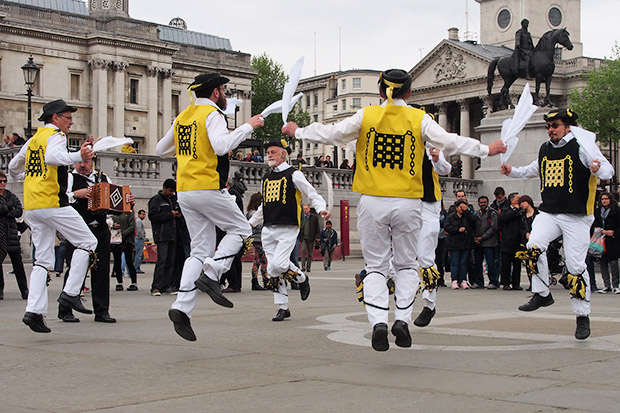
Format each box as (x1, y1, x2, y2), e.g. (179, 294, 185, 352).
(89, 59, 110, 138)
(112, 62, 128, 138)
(438, 102, 449, 130)
(161, 69, 173, 133)
(458, 99, 472, 179)
(146, 66, 159, 154)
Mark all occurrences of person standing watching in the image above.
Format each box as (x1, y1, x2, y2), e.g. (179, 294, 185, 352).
(473, 196, 499, 289)
(134, 209, 146, 274)
(299, 204, 319, 273)
(499, 192, 522, 290)
(445, 199, 477, 290)
(594, 192, 620, 294)
(8, 99, 97, 333)
(148, 179, 178, 296)
(0, 171, 28, 300)
(320, 220, 338, 271)
(112, 210, 138, 292)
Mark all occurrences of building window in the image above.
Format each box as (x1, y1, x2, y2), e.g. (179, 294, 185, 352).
(341, 99, 346, 111)
(341, 79, 346, 91)
(313, 114, 318, 122)
(497, 9, 511, 29)
(68, 137, 82, 151)
(352, 98, 361, 109)
(70, 73, 80, 101)
(129, 78, 139, 104)
(172, 93, 180, 116)
(306, 95, 311, 107)
(333, 104, 338, 112)
(313, 93, 318, 106)
(306, 142, 310, 150)
(352, 77, 361, 89)
(548, 7, 562, 27)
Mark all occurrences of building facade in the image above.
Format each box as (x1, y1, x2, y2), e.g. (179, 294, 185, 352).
(0, 0, 255, 154)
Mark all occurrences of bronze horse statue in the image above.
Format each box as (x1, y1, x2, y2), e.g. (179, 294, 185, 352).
(487, 28, 573, 109)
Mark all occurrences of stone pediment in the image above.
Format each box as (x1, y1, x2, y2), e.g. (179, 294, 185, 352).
(410, 40, 512, 90)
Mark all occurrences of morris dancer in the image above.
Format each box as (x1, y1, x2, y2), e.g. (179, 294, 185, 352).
(283, 69, 506, 351)
(157, 73, 264, 341)
(501, 108, 613, 339)
(9, 99, 97, 333)
(248, 139, 329, 321)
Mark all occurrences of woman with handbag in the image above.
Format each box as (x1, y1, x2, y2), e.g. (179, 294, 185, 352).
(594, 192, 620, 294)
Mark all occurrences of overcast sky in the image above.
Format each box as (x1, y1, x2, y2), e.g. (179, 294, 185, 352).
(129, 0, 618, 79)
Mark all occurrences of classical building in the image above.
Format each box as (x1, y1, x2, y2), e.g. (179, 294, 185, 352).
(296, 69, 381, 166)
(0, 0, 255, 154)
(407, 0, 601, 182)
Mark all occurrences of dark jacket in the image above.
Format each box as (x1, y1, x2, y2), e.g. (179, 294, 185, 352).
(112, 211, 136, 245)
(445, 210, 477, 250)
(499, 204, 522, 253)
(320, 227, 338, 255)
(148, 190, 176, 243)
(300, 211, 320, 241)
(594, 203, 620, 260)
(0, 189, 23, 253)
(518, 207, 539, 247)
(474, 208, 499, 247)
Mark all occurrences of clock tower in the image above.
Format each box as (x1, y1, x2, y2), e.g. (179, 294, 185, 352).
(475, 0, 582, 59)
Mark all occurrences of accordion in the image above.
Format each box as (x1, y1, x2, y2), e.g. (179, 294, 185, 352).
(88, 183, 131, 214)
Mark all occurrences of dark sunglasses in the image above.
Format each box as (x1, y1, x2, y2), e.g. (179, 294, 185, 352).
(0, 179, 7, 183)
(545, 122, 563, 130)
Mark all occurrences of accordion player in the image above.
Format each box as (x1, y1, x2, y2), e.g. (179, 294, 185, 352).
(88, 182, 132, 214)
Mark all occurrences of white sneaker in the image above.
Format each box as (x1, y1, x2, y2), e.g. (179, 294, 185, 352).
(614, 288, 620, 294)
(460, 280, 470, 290)
(451, 280, 459, 289)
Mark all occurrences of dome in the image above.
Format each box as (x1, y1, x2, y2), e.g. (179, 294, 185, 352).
(169, 17, 187, 30)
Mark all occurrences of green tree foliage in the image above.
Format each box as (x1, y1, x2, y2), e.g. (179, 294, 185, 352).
(251, 53, 310, 143)
(569, 45, 620, 145)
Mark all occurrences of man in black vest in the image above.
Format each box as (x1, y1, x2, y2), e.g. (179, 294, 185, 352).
(501, 109, 614, 339)
(58, 158, 132, 323)
(248, 139, 329, 321)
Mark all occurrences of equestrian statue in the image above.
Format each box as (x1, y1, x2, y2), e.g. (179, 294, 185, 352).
(488, 26, 573, 110)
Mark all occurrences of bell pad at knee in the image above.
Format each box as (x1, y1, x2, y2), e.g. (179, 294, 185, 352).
(419, 266, 440, 293)
(516, 246, 542, 278)
(567, 272, 587, 300)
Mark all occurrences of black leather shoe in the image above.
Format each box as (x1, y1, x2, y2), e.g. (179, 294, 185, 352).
(57, 291, 93, 314)
(518, 293, 554, 311)
(414, 307, 436, 327)
(290, 282, 300, 290)
(372, 323, 389, 351)
(59, 313, 80, 323)
(575, 316, 590, 340)
(22, 312, 51, 333)
(391, 320, 412, 348)
(194, 273, 233, 308)
(272, 308, 291, 322)
(299, 276, 310, 301)
(94, 314, 117, 323)
(169, 309, 196, 341)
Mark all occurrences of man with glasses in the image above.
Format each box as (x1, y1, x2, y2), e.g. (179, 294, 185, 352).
(501, 108, 614, 339)
(9, 99, 97, 333)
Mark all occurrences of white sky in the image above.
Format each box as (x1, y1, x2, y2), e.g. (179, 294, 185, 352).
(129, 0, 618, 78)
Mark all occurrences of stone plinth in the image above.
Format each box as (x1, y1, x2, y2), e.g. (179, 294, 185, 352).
(476, 108, 551, 203)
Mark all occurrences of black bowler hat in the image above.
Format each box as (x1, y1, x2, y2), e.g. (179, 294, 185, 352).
(544, 108, 579, 125)
(188, 72, 229, 92)
(264, 138, 292, 154)
(38, 99, 77, 122)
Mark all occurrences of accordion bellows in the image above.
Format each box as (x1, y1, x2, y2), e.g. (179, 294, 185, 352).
(88, 182, 131, 213)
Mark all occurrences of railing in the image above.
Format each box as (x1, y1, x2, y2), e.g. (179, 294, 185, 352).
(0, 148, 480, 201)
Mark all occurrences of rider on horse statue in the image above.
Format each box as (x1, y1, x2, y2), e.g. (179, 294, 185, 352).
(513, 19, 534, 80)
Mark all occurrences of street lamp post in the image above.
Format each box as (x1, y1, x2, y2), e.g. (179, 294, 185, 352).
(21, 56, 40, 139)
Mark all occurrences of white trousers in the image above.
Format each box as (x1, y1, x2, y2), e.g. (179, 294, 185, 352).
(357, 195, 422, 327)
(418, 201, 441, 310)
(25, 207, 98, 314)
(527, 211, 593, 316)
(261, 225, 306, 309)
(172, 190, 251, 317)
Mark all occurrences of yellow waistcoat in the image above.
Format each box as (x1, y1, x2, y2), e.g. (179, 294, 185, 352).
(353, 105, 425, 198)
(174, 105, 227, 191)
(24, 127, 68, 210)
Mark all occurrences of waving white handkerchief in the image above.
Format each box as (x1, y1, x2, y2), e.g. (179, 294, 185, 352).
(261, 92, 304, 118)
(500, 83, 538, 164)
(282, 56, 304, 123)
(570, 126, 599, 162)
(93, 136, 134, 152)
(223, 98, 243, 115)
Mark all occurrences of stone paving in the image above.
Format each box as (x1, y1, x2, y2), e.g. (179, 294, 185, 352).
(1, 259, 619, 412)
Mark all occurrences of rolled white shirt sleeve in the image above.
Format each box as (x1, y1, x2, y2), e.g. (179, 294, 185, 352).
(579, 145, 614, 180)
(292, 170, 326, 213)
(508, 159, 539, 179)
(156, 122, 176, 157)
(248, 205, 263, 227)
(8, 144, 27, 181)
(45, 133, 83, 166)
(430, 149, 452, 176)
(294, 109, 364, 147)
(207, 111, 254, 156)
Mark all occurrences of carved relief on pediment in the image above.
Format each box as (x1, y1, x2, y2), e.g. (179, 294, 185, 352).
(434, 48, 467, 83)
